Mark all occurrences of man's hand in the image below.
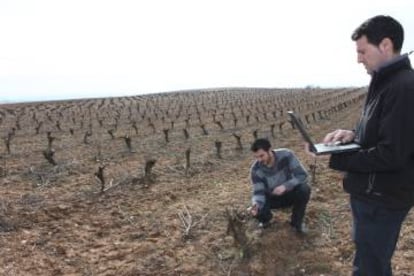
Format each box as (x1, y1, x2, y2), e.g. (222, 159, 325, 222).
(272, 185, 286, 196)
(323, 129, 355, 145)
(249, 204, 259, 216)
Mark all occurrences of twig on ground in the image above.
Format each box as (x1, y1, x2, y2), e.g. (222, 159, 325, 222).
(178, 205, 207, 239)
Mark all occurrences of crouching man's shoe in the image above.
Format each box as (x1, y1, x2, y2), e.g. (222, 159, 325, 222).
(258, 221, 271, 229)
(290, 222, 308, 235)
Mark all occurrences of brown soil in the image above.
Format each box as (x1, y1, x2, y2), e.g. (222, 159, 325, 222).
(0, 88, 413, 276)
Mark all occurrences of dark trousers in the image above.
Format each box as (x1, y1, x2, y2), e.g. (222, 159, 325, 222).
(350, 196, 411, 276)
(255, 182, 310, 227)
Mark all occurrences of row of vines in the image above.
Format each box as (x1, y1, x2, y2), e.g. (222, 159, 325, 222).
(0, 87, 365, 192)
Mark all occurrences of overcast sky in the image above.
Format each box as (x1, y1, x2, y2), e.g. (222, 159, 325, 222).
(1, 0, 413, 103)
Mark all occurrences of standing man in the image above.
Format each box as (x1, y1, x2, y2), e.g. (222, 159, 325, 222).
(249, 138, 310, 234)
(320, 15, 414, 275)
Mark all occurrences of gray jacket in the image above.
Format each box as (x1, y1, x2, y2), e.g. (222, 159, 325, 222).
(250, 148, 308, 208)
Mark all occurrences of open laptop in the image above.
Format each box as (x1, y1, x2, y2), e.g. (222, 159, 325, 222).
(287, 111, 361, 155)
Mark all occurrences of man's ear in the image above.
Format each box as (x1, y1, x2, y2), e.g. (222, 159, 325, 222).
(379, 37, 394, 55)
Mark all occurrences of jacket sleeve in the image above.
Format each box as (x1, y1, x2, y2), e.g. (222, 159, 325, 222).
(330, 80, 414, 173)
(250, 163, 266, 209)
(282, 150, 309, 190)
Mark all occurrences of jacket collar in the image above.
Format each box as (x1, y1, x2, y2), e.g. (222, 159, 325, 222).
(374, 54, 412, 80)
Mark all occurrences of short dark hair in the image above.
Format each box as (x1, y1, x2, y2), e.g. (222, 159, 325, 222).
(251, 138, 271, 152)
(351, 15, 404, 53)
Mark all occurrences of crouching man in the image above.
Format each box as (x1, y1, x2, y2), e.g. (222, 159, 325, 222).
(249, 138, 311, 234)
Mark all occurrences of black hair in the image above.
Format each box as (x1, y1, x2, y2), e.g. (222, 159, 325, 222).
(251, 138, 271, 152)
(351, 15, 404, 53)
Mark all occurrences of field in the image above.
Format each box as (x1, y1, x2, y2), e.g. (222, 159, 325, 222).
(1, 88, 413, 276)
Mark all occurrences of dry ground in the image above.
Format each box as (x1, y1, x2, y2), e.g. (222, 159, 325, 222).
(1, 89, 413, 275)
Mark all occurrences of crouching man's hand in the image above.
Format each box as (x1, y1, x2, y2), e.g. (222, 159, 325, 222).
(272, 185, 286, 196)
(248, 204, 259, 217)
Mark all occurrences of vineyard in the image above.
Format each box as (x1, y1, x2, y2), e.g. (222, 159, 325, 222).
(0, 87, 413, 275)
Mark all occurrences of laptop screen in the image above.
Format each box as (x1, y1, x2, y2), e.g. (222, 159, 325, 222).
(287, 111, 317, 152)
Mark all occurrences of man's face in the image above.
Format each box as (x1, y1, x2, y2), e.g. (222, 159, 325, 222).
(253, 149, 272, 166)
(355, 35, 389, 75)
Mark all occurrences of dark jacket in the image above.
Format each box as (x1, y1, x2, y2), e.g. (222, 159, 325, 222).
(329, 54, 414, 209)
